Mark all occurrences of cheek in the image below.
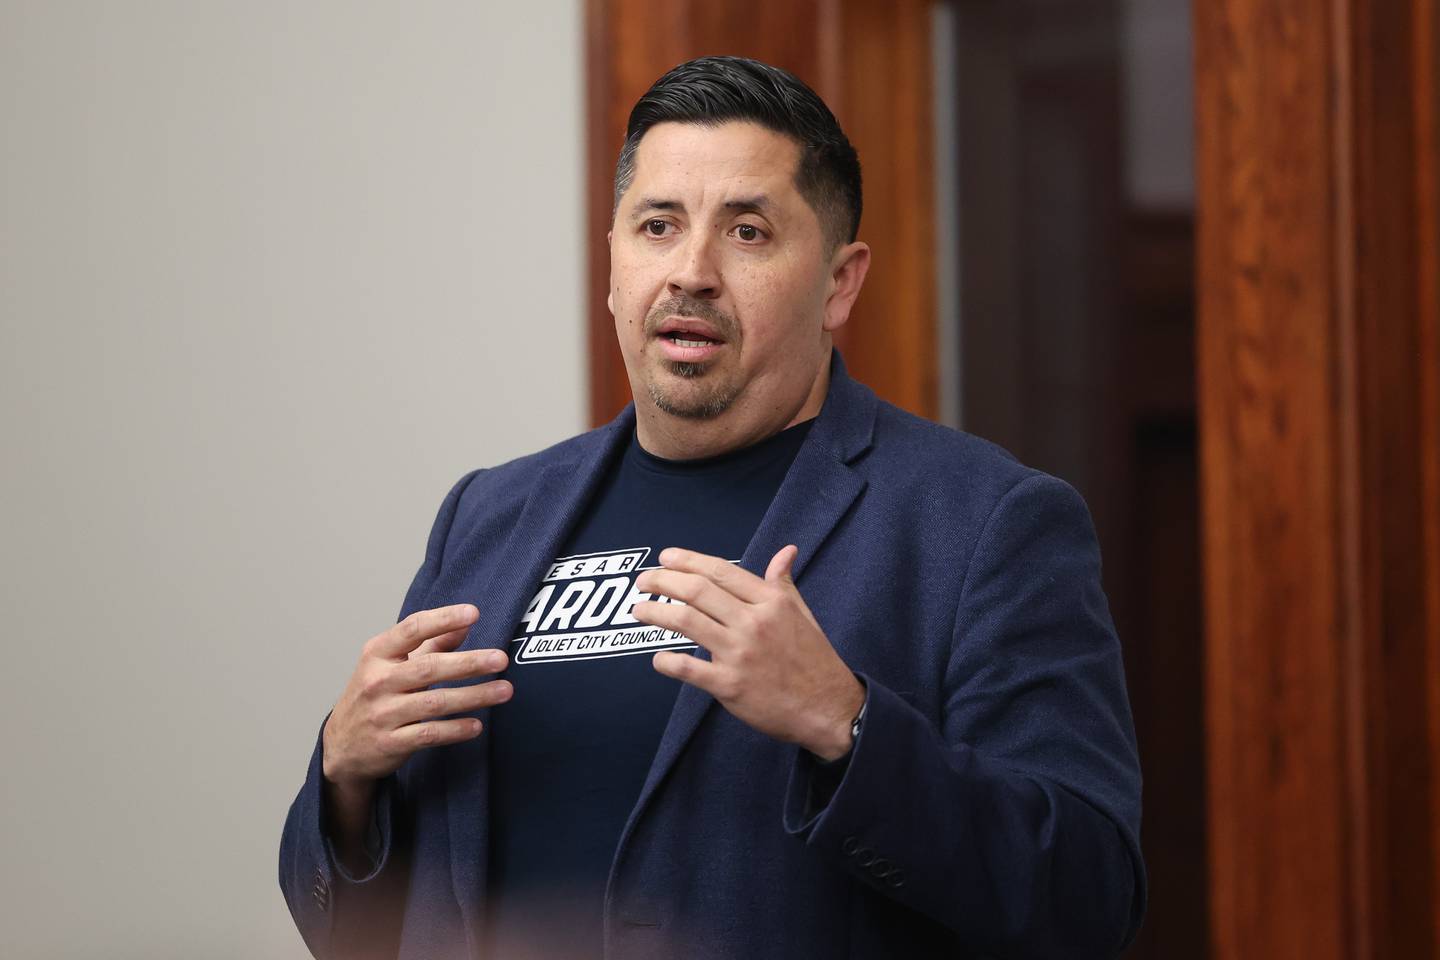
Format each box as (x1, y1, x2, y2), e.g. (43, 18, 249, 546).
(611, 258, 666, 328)
(609, 278, 634, 318)
(611, 280, 650, 339)
(744, 273, 820, 340)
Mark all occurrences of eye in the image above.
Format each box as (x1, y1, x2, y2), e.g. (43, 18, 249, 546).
(644, 219, 672, 237)
(733, 223, 765, 243)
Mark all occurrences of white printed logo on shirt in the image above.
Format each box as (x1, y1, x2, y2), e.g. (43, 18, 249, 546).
(510, 548, 703, 665)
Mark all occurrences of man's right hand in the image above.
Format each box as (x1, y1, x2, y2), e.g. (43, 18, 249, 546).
(320, 603, 511, 868)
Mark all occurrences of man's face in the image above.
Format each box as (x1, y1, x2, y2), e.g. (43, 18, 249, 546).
(608, 121, 850, 434)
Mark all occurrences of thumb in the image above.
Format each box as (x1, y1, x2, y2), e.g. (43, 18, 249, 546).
(765, 544, 799, 584)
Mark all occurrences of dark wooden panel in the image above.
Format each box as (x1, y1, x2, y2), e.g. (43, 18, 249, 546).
(1348, 1, 1440, 950)
(951, 2, 1024, 450)
(1119, 216, 1204, 960)
(585, 0, 936, 425)
(1124, 418, 1206, 960)
(949, 7, 1208, 954)
(1196, 0, 1440, 954)
(949, 7, 1208, 957)
(1413, 0, 1440, 950)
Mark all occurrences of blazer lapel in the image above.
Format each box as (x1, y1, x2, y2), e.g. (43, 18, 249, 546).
(433, 411, 636, 659)
(622, 352, 878, 836)
(438, 408, 633, 937)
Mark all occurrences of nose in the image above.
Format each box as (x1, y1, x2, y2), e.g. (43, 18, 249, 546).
(666, 232, 722, 300)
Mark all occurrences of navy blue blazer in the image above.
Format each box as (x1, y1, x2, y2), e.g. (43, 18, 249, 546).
(281, 353, 1146, 959)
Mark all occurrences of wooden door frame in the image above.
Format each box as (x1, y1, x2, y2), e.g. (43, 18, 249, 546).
(1195, 0, 1440, 954)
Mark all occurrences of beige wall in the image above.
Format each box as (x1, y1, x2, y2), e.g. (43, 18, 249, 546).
(0, 2, 585, 955)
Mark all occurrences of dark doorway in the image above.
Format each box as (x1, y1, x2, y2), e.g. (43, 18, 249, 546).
(946, 3, 1204, 956)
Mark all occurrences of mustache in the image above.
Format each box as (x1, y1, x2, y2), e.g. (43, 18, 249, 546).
(643, 294, 738, 341)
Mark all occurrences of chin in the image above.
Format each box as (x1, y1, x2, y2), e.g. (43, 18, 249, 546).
(645, 370, 741, 420)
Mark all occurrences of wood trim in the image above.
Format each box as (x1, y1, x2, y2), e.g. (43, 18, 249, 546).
(584, 0, 627, 427)
(1331, 0, 1370, 952)
(1196, 0, 1440, 954)
(1347, 0, 1440, 949)
(828, 0, 937, 418)
(1195, 1, 1352, 951)
(1415, 0, 1440, 950)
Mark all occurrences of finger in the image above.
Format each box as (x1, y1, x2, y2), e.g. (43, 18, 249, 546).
(390, 717, 484, 754)
(389, 678, 514, 726)
(390, 647, 508, 692)
(372, 604, 480, 659)
(765, 544, 799, 584)
(633, 569, 747, 625)
(409, 624, 471, 660)
(657, 547, 769, 603)
(653, 650, 728, 696)
(763, 545, 822, 629)
(631, 599, 729, 651)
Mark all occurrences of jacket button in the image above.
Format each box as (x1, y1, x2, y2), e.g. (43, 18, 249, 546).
(856, 848, 876, 866)
(841, 836, 859, 855)
(886, 869, 906, 888)
(869, 857, 891, 877)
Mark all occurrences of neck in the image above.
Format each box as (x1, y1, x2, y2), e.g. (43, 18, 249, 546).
(634, 355, 831, 461)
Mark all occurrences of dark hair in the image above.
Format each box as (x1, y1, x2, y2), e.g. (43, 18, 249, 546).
(613, 56, 862, 250)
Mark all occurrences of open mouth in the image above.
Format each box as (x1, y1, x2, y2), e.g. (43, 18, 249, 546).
(664, 331, 721, 348)
(651, 313, 731, 363)
(655, 328, 725, 364)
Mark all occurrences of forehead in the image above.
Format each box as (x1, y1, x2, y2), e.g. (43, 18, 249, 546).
(625, 121, 803, 203)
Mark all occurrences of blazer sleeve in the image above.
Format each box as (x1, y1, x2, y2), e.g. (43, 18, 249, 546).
(782, 473, 1147, 959)
(278, 469, 483, 959)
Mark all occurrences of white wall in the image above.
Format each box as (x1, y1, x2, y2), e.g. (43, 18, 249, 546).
(0, 2, 586, 956)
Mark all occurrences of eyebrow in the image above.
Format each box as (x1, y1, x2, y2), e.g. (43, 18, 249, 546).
(722, 195, 774, 216)
(633, 198, 681, 218)
(630, 195, 776, 222)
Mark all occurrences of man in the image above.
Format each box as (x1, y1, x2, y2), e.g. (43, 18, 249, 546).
(281, 56, 1145, 959)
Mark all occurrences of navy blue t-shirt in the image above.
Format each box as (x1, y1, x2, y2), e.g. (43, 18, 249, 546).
(482, 418, 814, 959)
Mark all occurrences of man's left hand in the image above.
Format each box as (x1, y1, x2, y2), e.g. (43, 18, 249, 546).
(633, 546, 865, 762)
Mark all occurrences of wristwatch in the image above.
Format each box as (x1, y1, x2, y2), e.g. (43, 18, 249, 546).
(849, 699, 867, 745)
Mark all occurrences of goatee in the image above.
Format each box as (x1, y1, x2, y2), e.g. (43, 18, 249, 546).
(643, 295, 742, 419)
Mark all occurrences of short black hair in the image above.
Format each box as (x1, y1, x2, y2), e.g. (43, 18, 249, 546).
(613, 56, 863, 251)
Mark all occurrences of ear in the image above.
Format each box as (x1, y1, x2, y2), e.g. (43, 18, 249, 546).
(821, 241, 871, 333)
(606, 230, 615, 314)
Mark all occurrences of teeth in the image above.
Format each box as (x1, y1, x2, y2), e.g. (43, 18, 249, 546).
(673, 337, 712, 348)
